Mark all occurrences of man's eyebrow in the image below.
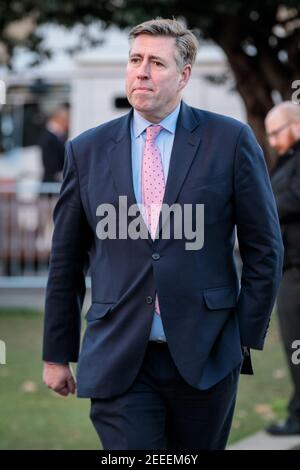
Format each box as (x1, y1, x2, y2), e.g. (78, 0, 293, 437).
(129, 52, 166, 62)
(129, 52, 141, 59)
(149, 55, 165, 62)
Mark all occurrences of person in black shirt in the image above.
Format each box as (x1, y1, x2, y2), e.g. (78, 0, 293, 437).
(38, 104, 69, 183)
(265, 101, 300, 435)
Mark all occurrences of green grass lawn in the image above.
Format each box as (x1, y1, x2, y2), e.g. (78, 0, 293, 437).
(0, 308, 99, 450)
(0, 307, 292, 449)
(228, 311, 292, 444)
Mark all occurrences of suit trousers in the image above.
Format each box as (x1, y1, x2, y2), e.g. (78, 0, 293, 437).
(89, 341, 240, 450)
(277, 266, 300, 420)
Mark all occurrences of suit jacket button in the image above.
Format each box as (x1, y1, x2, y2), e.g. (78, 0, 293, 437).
(146, 296, 153, 304)
(152, 253, 160, 260)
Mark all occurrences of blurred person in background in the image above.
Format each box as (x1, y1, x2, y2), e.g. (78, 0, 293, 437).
(35, 104, 69, 271)
(265, 101, 300, 435)
(38, 103, 69, 183)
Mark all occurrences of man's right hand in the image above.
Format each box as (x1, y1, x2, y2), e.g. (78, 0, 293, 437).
(43, 362, 76, 397)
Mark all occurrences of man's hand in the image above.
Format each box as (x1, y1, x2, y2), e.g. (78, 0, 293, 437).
(43, 362, 76, 397)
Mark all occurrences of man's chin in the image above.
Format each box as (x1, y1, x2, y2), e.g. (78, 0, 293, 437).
(132, 101, 153, 114)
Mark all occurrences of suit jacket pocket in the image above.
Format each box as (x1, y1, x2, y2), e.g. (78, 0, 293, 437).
(203, 286, 238, 310)
(184, 169, 231, 190)
(85, 302, 116, 322)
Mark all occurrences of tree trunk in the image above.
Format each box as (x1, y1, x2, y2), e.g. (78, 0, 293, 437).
(223, 47, 276, 170)
(215, 45, 276, 169)
(209, 15, 284, 171)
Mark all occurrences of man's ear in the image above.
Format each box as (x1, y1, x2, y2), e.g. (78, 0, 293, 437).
(291, 121, 300, 141)
(178, 65, 192, 90)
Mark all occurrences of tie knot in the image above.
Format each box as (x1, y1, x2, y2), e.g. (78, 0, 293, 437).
(146, 125, 162, 142)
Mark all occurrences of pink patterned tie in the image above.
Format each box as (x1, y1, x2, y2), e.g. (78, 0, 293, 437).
(141, 125, 165, 315)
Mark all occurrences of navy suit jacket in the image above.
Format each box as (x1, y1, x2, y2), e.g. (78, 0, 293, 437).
(43, 101, 284, 398)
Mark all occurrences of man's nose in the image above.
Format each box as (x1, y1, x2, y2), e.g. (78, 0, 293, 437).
(268, 135, 277, 148)
(137, 60, 150, 79)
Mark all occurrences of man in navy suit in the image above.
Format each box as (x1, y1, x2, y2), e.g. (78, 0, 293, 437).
(43, 18, 284, 450)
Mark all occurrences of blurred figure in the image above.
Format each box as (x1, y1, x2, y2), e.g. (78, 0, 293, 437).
(36, 104, 69, 272)
(265, 101, 300, 435)
(38, 104, 69, 183)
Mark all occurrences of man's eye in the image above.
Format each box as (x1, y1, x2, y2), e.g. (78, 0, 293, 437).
(130, 57, 140, 64)
(153, 61, 163, 66)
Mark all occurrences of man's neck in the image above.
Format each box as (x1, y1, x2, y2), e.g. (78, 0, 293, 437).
(136, 100, 181, 124)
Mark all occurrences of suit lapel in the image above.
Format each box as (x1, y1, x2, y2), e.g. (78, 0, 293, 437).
(158, 102, 203, 237)
(163, 111, 202, 207)
(107, 102, 203, 244)
(107, 109, 152, 244)
(107, 110, 137, 209)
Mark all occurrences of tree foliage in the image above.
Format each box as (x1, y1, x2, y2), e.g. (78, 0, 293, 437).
(1, 0, 299, 162)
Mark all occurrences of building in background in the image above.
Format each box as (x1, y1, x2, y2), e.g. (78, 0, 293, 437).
(0, 27, 245, 162)
(0, 27, 244, 295)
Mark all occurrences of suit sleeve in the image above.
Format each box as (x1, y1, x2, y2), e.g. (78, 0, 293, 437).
(42, 141, 92, 363)
(234, 125, 284, 350)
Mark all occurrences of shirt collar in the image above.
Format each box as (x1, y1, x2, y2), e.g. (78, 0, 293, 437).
(132, 101, 181, 139)
(288, 139, 300, 156)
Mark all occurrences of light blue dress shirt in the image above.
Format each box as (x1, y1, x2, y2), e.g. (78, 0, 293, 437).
(130, 102, 181, 342)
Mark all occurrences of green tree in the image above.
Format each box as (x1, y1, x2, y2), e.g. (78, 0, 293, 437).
(1, 0, 299, 164)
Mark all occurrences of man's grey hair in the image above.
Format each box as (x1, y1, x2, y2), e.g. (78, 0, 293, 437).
(128, 18, 199, 70)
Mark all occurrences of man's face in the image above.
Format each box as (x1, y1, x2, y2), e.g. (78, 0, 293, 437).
(126, 34, 191, 122)
(265, 111, 295, 156)
(53, 109, 69, 135)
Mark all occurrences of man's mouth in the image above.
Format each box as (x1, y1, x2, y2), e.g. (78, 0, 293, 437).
(133, 87, 152, 92)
